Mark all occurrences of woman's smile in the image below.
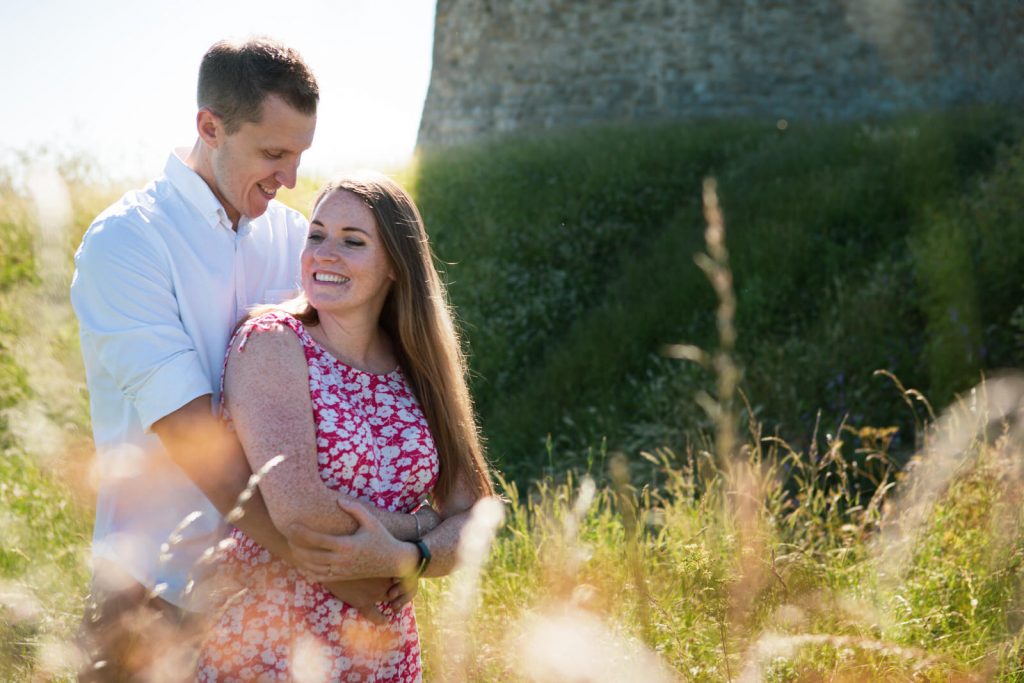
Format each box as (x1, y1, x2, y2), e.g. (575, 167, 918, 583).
(312, 271, 350, 284)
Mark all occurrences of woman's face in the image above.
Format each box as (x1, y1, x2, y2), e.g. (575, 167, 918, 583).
(301, 190, 395, 319)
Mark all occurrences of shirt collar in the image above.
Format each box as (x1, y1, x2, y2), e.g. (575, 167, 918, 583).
(164, 148, 235, 232)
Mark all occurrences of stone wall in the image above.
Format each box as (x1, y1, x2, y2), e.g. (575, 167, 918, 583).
(417, 0, 1024, 148)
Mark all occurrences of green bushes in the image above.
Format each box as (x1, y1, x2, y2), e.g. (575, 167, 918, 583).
(912, 138, 1024, 400)
(413, 109, 1024, 478)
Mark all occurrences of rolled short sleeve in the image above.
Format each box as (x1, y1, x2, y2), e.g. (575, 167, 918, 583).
(70, 217, 211, 430)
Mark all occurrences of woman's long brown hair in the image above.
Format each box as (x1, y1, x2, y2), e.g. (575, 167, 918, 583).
(257, 172, 492, 505)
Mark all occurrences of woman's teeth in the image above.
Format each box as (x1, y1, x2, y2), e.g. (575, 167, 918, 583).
(314, 273, 350, 283)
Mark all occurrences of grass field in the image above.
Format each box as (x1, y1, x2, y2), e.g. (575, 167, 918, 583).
(2, 111, 1024, 680)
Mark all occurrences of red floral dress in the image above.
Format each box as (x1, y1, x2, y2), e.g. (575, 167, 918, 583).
(198, 310, 438, 682)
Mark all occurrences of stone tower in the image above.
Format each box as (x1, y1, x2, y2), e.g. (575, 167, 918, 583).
(417, 0, 1024, 148)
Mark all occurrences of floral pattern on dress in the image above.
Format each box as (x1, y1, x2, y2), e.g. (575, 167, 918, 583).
(198, 310, 439, 682)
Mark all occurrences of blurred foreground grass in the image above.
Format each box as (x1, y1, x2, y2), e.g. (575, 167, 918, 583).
(3, 114, 1024, 680)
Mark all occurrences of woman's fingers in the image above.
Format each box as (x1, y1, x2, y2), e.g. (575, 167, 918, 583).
(287, 501, 412, 580)
(302, 562, 341, 583)
(291, 543, 338, 562)
(287, 525, 351, 574)
(288, 523, 344, 552)
(336, 495, 382, 531)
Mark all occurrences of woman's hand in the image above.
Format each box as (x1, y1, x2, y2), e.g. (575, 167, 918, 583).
(335, 491, 441, 540)
(288, 495, 420, 583)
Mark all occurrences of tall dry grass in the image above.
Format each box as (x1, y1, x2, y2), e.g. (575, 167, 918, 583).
(410, 180, 1024, 681)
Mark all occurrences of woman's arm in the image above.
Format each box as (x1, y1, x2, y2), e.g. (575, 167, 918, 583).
(300, 471, 488, 584)
(413, 472, 482, 578)
(223, 323, 425, 579)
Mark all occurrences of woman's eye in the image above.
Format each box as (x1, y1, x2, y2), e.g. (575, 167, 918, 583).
(307, 233, 324, 242)
(345, 239, 365, 247)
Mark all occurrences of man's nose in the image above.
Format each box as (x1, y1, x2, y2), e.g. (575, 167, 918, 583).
(276, 160, 299, 189)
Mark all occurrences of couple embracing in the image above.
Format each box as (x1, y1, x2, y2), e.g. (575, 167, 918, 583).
(71, 37, 493, 682)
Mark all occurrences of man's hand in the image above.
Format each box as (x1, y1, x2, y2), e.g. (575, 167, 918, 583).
(287, 496, 420, 582)
(321, 578, 392, 625)
(387, 576, 419, 612)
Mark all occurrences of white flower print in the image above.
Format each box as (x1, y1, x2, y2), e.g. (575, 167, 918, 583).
(202, 310, 435, 682)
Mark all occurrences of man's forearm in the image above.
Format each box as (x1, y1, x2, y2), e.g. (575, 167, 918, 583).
(151, 397, 401, 621)
(151, 396, 430, 572)
(152, 395, 293, 561)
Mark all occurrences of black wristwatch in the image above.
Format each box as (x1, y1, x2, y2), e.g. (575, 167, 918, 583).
(412, 538, 432, 579)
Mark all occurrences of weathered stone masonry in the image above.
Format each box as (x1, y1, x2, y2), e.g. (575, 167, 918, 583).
(417, 0, 1024, 148)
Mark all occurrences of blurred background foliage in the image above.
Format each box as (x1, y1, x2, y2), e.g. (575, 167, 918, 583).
(408, 108, 1024, 481)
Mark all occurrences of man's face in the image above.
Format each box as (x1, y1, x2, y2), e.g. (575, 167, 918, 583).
(208, 94, 316, 225)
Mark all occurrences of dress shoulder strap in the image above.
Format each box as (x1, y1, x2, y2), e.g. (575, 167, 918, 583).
(232, 309, 312, 352)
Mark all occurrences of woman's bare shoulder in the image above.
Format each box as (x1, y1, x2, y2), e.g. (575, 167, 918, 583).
(226, 317, 309, 392)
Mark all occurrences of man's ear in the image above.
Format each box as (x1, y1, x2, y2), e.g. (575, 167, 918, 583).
(196, 108, 222, 148)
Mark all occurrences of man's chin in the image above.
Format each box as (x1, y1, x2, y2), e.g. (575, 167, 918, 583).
(243, 201, 272, 220)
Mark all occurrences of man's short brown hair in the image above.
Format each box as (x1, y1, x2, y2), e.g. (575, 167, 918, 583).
(197, 37, 319, 133)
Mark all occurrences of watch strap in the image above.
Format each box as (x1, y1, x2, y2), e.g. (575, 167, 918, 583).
(412, 538, 432, 579)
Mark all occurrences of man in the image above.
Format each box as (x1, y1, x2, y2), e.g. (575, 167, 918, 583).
(70, 38, 400, 680)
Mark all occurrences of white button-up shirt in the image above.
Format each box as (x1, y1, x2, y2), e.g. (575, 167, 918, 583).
(70, 149, 307, 607)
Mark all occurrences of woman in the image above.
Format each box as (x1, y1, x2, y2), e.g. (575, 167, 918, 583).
(198, 172, 493, 682)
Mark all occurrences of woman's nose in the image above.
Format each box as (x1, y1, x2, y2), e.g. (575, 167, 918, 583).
(315, 241, 340, 260)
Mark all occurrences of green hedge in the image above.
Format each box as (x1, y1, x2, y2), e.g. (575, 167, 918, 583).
(412, 109, 1024, 479)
